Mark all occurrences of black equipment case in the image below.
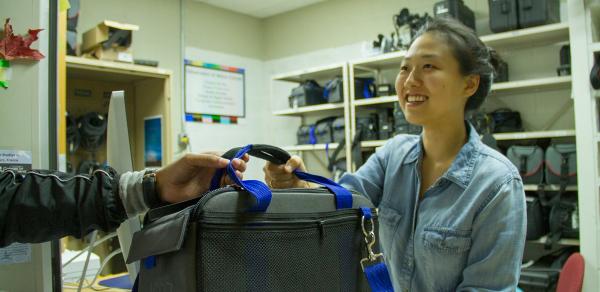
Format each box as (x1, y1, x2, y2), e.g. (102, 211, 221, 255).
(488, 0, 519, 33)
(126, 145, 381, 292)
(315, 116, 338, 144)
(518, 0, 560, 29)
(433, 0, 476, 31)
(297, 124, 316, 145)
(332, 117, 346, 143)
(288, 80, 326, 108)
(324, 77, 344, 103)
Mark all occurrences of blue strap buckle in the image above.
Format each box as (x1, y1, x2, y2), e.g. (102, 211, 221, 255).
(359, 208, 394, 292)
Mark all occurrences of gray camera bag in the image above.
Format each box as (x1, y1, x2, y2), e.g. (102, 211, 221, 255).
(126, 145, 381, 292)
(545, 143, 577, 186)
(506, 145, 544, 185)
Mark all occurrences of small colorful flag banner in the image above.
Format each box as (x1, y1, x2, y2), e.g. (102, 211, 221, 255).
(185, 113, 238, 124)
(184, 59, 245, 74)
(0, 60, 11, 89)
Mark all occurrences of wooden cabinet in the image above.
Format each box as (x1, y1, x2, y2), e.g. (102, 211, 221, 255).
(63, 56, 172, 172)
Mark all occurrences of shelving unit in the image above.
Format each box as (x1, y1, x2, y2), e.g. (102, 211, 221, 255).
(479, 22, 569, 49)
(273, 102, 345, 116)
(570, 1, 600, 290)
(282, 143, 340, 152)
(490, 76, 572, 95)
(271, 63, 351, 172)
(528, 234, 580, 247)
(65, 56, 173, 171)
(358, 130, 576, 149)
(493, 129, 575, 140)
(523, 184, 578, 191)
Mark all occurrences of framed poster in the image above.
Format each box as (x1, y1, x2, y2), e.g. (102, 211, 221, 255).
(184, 60, 245, 118)
(144, 116, 162, 167)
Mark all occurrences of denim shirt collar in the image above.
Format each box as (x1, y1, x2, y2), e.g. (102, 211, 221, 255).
(404, 121, 481, 189)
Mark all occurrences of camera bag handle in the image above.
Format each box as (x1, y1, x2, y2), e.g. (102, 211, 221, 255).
(209, 144, 353, 212)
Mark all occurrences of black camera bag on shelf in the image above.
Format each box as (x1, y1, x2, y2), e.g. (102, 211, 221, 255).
(393, 103, 422, 135)
(488, 0, 519, 33)
(433, 0, 476, 31)
(356, 114, 379, 141)
(490, 108, 523, 133)
(297, 125, 316, 145)
(376, 84, 394, 97)
(518, 0, 560, 29)
(127, 144, 386, 292)
(519, 248, 576, 292)
(315, 117, 338, 144)
(506, 145, 544, 185)
(545, 195, 579, 249)
(545, 143, 577, 187)
(526, 196, 547, 240)
(288, 80, 326, 108)
(377, 108, 394, 140)
(354, 77, 376, 99)
(332, 117, 346, 143)
(556, 45, 571, 76)
(323, 78, 344, 103)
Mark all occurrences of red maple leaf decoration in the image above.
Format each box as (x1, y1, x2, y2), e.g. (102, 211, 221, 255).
(0, 18, 45, 60)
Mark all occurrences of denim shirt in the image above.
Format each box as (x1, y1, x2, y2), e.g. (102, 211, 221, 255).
(340, 123, 526, 292)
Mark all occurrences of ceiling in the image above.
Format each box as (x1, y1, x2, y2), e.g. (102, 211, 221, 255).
(192, 0, 328, 18)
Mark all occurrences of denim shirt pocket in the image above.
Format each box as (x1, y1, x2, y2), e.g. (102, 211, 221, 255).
(377, 205, 403, 259)
(422, 226, 471, 254)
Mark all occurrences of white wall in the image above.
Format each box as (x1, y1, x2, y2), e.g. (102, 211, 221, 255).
(184, 47, 269, 179)
(0, 0, 53, 291)
(78, 0, 265, 159)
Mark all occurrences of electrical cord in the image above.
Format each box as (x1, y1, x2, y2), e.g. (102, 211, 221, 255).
(62, 232, 122, 291)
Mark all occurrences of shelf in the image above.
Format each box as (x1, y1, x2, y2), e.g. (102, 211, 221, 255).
(527, 234, 579, 246)
(282, 143, 339, 151)
(350, 50, 407, 71)
(359, 130, 575, 149)
(592, 42, 600, 53)
(66, 56, 172, 82)
(349, 77, 571, 103)
(490, 76, 572, 95)
(361, 140, 388, 148)
(480, 23, 569, 49)
(523, 185, 577, 191)
(354, 95, 397, 106)
(493, 129, 575, 140)
(273, 103, 345, 116)
(272, 63, 345, 83)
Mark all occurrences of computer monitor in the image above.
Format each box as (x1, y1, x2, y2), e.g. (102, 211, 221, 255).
(106, 90, 140, 282)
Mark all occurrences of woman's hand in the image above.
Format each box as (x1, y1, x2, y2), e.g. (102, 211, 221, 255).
(263, 155, 312, 189)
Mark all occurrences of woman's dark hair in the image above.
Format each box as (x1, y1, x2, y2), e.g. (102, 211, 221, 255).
(412, 17, 498, 112)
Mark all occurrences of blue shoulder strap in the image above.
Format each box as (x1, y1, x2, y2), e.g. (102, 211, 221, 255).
(209, 144, 353, 211)
(359, 207, 394, 292)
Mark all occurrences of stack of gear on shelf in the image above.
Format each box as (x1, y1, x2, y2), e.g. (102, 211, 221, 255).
(288, 78, 343, 108)
(506, 143, 579, 249)
(519, 247, 579, 291)
(65, 111, 108, 175)
(372, 8, 430, 54)
(488, 0, 560, 33)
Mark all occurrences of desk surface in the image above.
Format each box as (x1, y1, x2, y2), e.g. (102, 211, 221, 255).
(63, 273, 131, 292)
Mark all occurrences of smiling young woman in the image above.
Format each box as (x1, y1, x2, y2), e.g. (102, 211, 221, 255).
(264, 17, 526, 291)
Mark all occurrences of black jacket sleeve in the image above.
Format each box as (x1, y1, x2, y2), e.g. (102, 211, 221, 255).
(0, 168, 127, 247)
